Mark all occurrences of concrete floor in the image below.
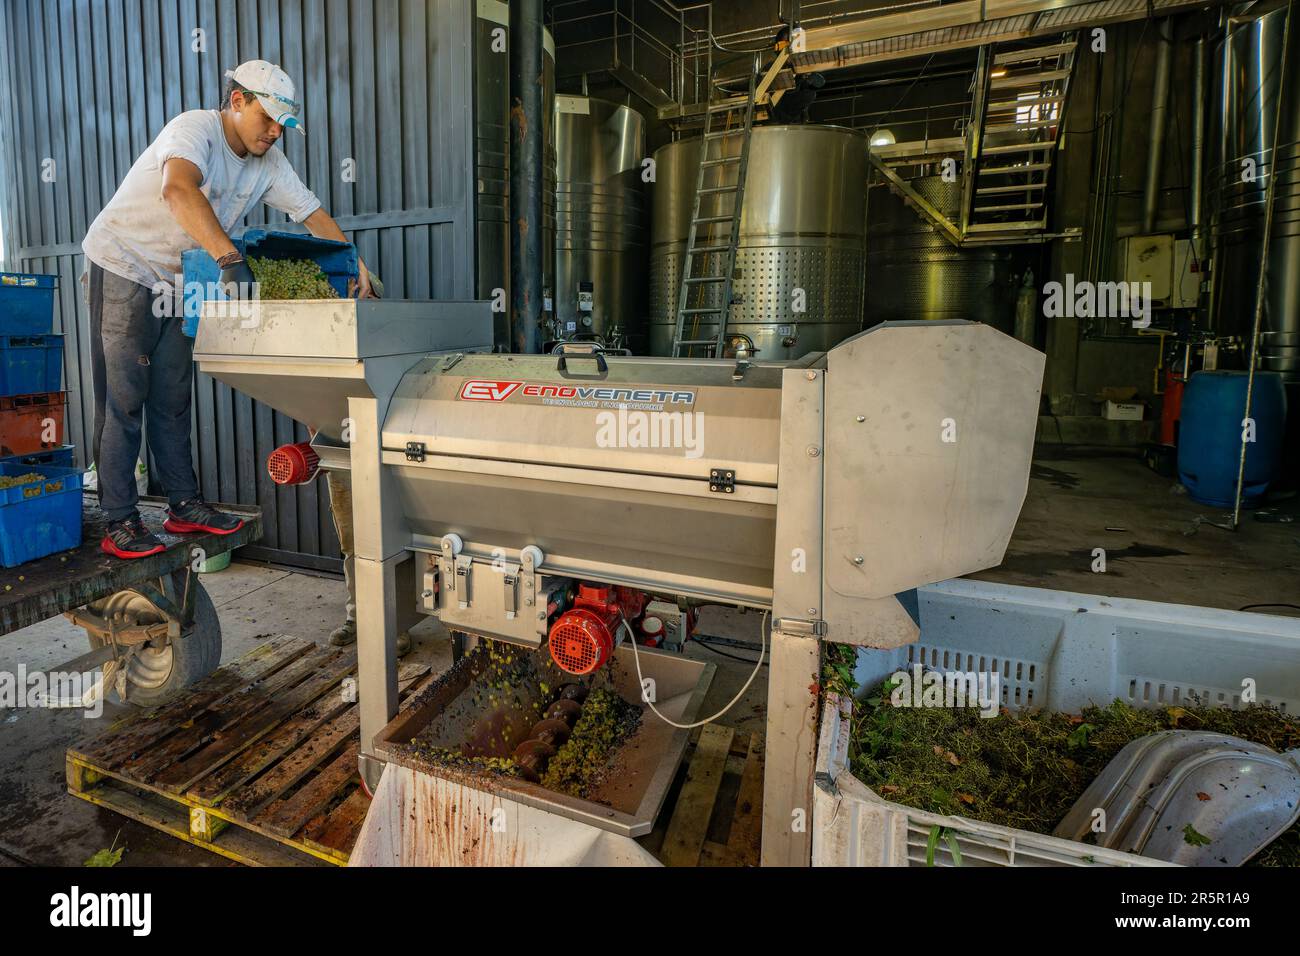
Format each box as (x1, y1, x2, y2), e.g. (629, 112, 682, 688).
(972, 450, 1300, 612)
(1, 449, 1296, 866)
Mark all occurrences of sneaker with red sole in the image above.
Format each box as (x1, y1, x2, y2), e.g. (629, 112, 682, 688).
(101, 515, 166, 559)
(163, 496, 245, 535)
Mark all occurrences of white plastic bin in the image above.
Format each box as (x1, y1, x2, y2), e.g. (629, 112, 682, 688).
(813, 579, 1300, 867)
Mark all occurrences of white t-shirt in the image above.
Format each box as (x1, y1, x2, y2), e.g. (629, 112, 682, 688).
(82, 109, 321, 291)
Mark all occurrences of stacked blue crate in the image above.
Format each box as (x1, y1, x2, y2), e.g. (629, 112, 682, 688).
(0, 271, 80, 563)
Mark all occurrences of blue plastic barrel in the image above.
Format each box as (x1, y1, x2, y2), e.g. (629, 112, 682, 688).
(1178, 370, 1288, 507)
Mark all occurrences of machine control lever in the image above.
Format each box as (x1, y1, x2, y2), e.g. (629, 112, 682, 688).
(454, 555, 473, 608)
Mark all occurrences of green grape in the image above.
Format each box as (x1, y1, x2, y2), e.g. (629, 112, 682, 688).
(247, 256, 340, 300)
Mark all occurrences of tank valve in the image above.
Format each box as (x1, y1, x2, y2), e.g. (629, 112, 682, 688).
(266, 442, 320, 485)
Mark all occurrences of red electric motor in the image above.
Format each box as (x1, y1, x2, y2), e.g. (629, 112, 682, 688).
(267, 441, 320, 485)
(548, 583, 647, 675)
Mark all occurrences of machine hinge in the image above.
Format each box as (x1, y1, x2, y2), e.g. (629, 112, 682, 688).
(709, 468, 736, 494)
(405, 441, 426, 462)
(773, 617, 827, 637)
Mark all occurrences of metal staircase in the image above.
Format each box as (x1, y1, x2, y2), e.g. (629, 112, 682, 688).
(963, 37, 1076, 240)
(671, 55, 763, 358)
(868, 34, 1078, 247)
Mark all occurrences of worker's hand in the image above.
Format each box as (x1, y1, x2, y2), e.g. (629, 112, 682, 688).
(219, 256, 257, 298)
(351, 259, 376, 299)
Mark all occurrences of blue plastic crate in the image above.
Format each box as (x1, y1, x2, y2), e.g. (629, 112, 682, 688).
(0, 272, 58, 336)
(0, 444, 75, 470)
(181, 229, 359, 337)
(0, 462, 83, 568)
(0, 334, 64, 397)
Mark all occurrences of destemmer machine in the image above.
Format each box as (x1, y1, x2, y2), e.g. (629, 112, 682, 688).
(194, 297, 1043, 865)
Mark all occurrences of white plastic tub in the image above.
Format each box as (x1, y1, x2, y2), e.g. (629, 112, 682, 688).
(812, 579, 1300, 867)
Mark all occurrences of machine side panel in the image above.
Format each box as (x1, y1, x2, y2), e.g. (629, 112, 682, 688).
(823, 321, 1044, 599)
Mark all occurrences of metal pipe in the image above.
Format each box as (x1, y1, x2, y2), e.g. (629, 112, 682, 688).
(1142, 19, 1173, 235)
(1190, 35, 1207, 239)
(511, 0, 545, 354)
(1233, 0, 1295, 529)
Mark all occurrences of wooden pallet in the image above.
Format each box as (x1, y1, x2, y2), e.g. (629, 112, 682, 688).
(66, 635, 433, 866)
(643, 724, 765, 867)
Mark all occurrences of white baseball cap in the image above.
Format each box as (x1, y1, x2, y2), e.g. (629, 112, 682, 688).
(224, 60, 305, 134)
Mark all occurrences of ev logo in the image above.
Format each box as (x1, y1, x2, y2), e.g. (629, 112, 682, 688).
(459, 380, 522, 402)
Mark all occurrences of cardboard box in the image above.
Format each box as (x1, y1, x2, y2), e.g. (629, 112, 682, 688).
(1103, 400, 1145, 421)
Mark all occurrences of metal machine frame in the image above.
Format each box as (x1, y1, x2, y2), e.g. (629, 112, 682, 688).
(196, 303, 1043, 866)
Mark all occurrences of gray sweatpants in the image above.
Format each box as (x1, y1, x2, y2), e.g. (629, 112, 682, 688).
(89, 263, 199, 521)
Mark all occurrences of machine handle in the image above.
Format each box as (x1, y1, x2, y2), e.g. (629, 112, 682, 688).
(556, 347, 608, 374)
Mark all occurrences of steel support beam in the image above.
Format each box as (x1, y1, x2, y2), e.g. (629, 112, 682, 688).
(510, 0, 546, 354)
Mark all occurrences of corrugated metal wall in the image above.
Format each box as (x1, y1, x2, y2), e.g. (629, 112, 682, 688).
(0, 0, 477, 569)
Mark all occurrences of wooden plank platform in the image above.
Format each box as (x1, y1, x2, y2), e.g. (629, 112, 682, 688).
(66, 635, 433, 866)
(643, 726, 765, 867)
(1, 494, 263, 636)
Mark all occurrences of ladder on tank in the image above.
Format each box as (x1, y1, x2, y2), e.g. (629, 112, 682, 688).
(671, 57, 761, 358)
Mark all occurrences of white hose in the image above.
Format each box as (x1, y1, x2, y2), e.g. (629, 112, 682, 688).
(620, 610, 768, 729)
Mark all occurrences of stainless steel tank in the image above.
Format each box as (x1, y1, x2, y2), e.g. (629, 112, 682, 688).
(649, 125, 868, 359)
(864, 177, 1025, 333)
(1208, 4, 1300, 380)
(475, 1, 556, 350)
(555, 95, 648, 349)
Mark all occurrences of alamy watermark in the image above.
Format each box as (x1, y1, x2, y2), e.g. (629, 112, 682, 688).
(0, 665, 107, 717)
(595, 407, 705, 459)
(1042, 274, 1153, 328)
(888, 663, 1001, 718)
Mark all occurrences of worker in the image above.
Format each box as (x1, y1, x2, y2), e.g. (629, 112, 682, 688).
(81, 59, 373, 561)
(769, 26, 826, 124)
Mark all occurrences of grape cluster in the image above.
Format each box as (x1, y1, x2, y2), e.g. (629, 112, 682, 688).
(247, 256, 339, 300)
(0, 472, 45, 490)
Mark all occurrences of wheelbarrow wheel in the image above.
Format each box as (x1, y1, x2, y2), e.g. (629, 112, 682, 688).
(85, 576, 222, 707)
